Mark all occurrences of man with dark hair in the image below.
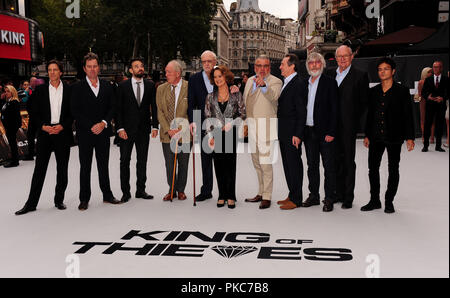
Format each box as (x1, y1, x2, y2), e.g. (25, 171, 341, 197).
(277, 54, 308, 210)
(362, 57, 415, 214)
(71, 53, 120, 211)
(16, 60, 73, 215)
(329, 45, 369, 210)
(115, 58, 159, 202)
(422, 60, 449, 152)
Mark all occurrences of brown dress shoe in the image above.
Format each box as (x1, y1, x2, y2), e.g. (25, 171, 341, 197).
(178, 192, 187, 201)
(277, 197, 291, 205)
(280, 200, 298, 210)
(163, 193, 177, 201)
(259, 200, 271, 209)
(245, 195, 263, 203)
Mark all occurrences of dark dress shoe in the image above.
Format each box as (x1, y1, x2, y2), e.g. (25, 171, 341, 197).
(227, 200, 236, 209)
(259, 200, 271, 209)
(361, 200, 382, 212)
(78, 202, 89, 211)
(422, 147, 428, 152)
(245, 195, 263, 203)
(384, 202, 396, 214)
(55, 203, 67, 210)
(341, 202, 353, 209)
(436, 147, 445, 152)
(196, 193, 212, 202)
(136, 192, 154, 200)
(178, 192, 187, 201)
(217, 200, 225, 208)
(121, 194, 132, 203)
(103, 197, 121, 204)
(23, 155, 34, 161)
(15, 206, 36, 216)
(4, 161, 19, 168)
(302, 197, 320, 208)
(322, 200, 334, 212)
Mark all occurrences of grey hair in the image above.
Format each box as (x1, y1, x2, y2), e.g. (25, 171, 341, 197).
(167, 60, 183, 75)
(335, 45, 353, 57)
(255, 54, 270, 63)
(201, 50, 217, 61)
(306, 52, 326, 75)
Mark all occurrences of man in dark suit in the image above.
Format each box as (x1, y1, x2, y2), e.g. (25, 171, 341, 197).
(329, 45, 369, 209)
(302, 52, 339, 213)
(15, 60, 73, 215)
(71, 53, 120, 211)
(276, 54, 308, 210)
(188, 50, 217, 202)
(422, 60, 449, 152)
(362, 57, 415, 214)
(115, 58, 159, 202)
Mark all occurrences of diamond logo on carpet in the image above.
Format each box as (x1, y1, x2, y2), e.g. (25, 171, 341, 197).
(211, 246, 258, 259)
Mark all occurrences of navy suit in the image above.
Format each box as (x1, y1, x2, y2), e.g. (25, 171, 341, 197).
(188, 71, 214, 196)
(71, 78, 115, 202)
(303, 75, 339, 203)
(277, 74, 308, 206)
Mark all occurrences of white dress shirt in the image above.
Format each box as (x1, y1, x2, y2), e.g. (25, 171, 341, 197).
(49, 81, 63, 125)
(172, 79, 183, 119)
(307, 75, 321, 127)
(86, 76, 100, 97)
(282, 72, 297, 92)
(202, 71, 214, 94)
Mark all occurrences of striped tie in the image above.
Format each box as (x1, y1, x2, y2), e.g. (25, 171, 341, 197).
(167, 85, 176, 128)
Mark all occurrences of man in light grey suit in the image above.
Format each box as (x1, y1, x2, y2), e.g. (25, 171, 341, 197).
(243, 55, 283, 209)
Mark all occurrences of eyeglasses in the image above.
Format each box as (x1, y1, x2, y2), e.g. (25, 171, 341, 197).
(336, 54, 352, 60)
(308, 60, 322, 65)
(255, 64, 270, 68)
(202, 60, 215, 64)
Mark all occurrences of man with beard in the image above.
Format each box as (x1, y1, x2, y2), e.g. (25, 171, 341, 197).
(115, 58, 159, 203)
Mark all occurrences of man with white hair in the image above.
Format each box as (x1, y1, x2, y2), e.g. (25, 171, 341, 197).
(187, 50, 217, 202)
(330, 45, 369, 209)
(302, 52, 339, 212)
(157, 60, 191, 202)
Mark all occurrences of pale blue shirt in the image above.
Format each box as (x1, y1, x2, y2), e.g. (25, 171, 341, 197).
(282, 72, 297, 92)
(307, 75, 321, 127)
(252, 77, 268, 94)
(202, 71, 214, 94)
(336, 65, 351, 87)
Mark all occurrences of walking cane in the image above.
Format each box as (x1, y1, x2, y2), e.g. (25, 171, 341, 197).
(193, 131, 197, 207)
(170, 141, 179, 202)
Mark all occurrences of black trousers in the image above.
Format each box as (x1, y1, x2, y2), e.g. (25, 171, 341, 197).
(368, 141, 402, 202)
(162, 142, 191, 194)
(77, 131, 113, 202)
(279, 138, 304, 206)
(25, 133, 70, 208)
(304, 127, 337, 203)
(424, 101, 446, 148)
(27, 118, 38, 156)
(335, 133, 357, 204)
(200, 131, 214, 196)
(5, 127, 19, 162)
(119, 132, 149, 195)
(212, 130, 238, 201)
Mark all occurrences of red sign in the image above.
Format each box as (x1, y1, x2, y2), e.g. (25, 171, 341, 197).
(0, 14, 31, 61)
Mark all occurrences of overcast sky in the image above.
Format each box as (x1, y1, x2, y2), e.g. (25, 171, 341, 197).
(222, 0, 298, 20)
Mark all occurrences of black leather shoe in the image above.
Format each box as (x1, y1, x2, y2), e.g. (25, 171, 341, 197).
(436, 147, 445, 152)
(217, 200, 225, 208)
(196, 193, 213, 202)
(121, 194, 131, 203)
(322, 200, 334, 212)
(136, 192, 154, 200)
(55, 203, 67, 210)
(228, 200, 236, 209)
(422, 147, 428, 152)
(104, 197, 121, 204)
(78, 202, 89, 211)
(302, 197, 320, 208)
(385, 202, 396, 214)
(15, 206, 36, 216)
(361, 200, 382, 212)
(342, 202, 353, 209)
(259, 200, 271, 209)
(4, 161, 19, 168)
(23, 155, 34, 161)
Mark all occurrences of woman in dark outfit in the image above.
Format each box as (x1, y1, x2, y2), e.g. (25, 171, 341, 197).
(1, 85, 22, 168)
(205, 65, 246, 209)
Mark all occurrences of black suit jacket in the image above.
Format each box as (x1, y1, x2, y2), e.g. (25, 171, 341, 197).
(306, 74, 339, 138)
(32, 83, 73, 140)
(115, 79, 158, 136)
(188, 71, 209, 124)
(1, 100, 21, 131)
(421, 74, 449, 106)
(71, 78, 115, 135)
(277, 74, 308, 142)
(365, 82, 415, 143)
(329, 66, 369, 137)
